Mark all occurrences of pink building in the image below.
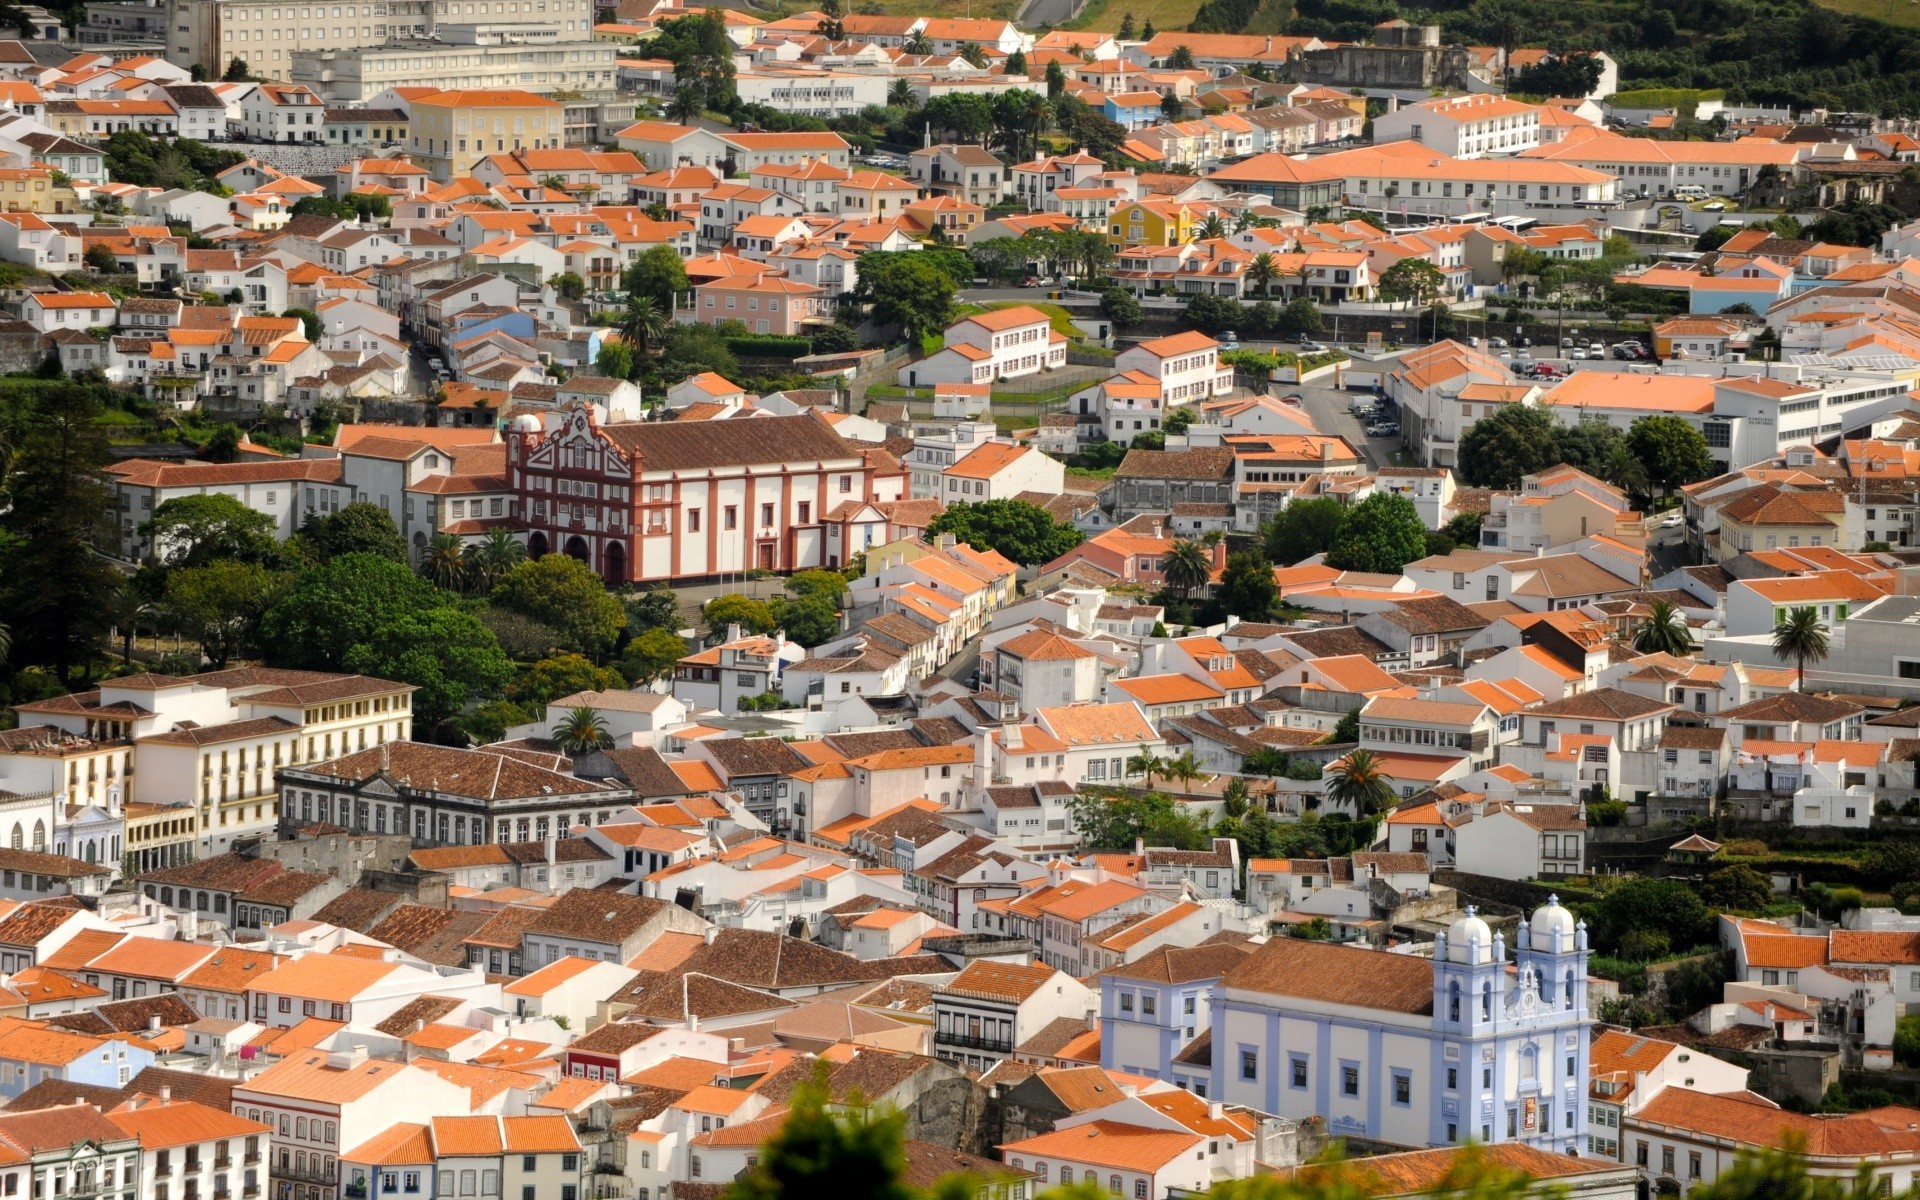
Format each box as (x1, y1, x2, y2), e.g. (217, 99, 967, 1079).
(680, 276, 827, 336)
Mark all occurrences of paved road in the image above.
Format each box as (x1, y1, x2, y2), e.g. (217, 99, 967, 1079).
(959, 286, 1073, 304)
(1296, 380, 1401, 471)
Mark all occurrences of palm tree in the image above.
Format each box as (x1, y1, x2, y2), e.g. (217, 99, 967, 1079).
(1633, 599, 1693, 656)
(419, 533, 468, 593)
(617, 295, 669, 358)
(1164, 751, 1203, 792)
(1771, 605, 1830, 692)
(1198, 212, 1228, 241)
(1161, 538, 1212, 603)
(1127, 750, 1165, 788)
(904, 30, 934, 56)
(666, 85, 703, 125)
(1019, 91, 1052, 162)
(0, 620, 9, 665)
(887, 78, 918, 109)
(552, 706, 614, 756)
(1246, 252, 1277, 300)
(1325, 749, 1395, 815)
(466, 528, 526, 591)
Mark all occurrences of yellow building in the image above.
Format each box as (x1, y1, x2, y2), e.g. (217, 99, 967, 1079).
(1107, 198, 1197, 249)
(0, 167, 79, 215)
(409, 89, 566, 183)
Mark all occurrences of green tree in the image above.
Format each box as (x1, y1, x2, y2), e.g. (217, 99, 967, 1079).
(418, 533, 469, 593)
(163, 561, 280, 669)
(222, 57, 251, 81)
(1216, 550, 1278, 621)
(615, 295, 670, 361)
(301, 502, 407, 563)
(491, 555, 627, 659)
(283, 306, 323, 343)
(1580, 878, 1714, 954)
(84, 243, 118, 272)
(343, 605, 514, 734)
(867, 254, 956, 341)
(0, 383, 122, 681)
(1117, 11, 1135, 37)
(200, 424, 241, 464)
(464, 529, 525, 593)
(706, 594, 777, 636)
(141, 493, 280, 567)
(552, 706, 614, 756)
(1325, 748, 1394, 815)
(1457, 404, 1563, 488)
(1277, 297, 1324, 337)
(1860, 841, 1920, 888)
(625, 587, 682, 634)
(1044, 60, 1066, 98)
(772, 593, 840, 647)
(260, 554, 444, 670)
(1898, 1016, 1920, 1068)
(551, 272, 586, 301)
(596, 339, 636, 382)
(1552, 419, 1626, 479)
(1377, 257, 1448, 308)
(1326, 492, 1426, 573)
(1161, 539, 1212, 603)
(1627, 414, 1714, 498)
(624, 243, 691, 310)
(1771, 605, 1829, 692)
(618, 626, 689, 684)
(721, 1064, 911, 1200)
(510, 653, 626, 706)
(1263, 497, 1344, 565)
(926, 499, 1083, 566)
(1330, 708, 1360, 744)
(1167, 45, 1196, 69)
(1634, 599, 1693, 655)
(1701, 864, 1774, 913)
(1099, 287, 1142, 329)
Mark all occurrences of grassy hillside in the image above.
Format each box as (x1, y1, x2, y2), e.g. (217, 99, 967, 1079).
(1811, 0, 1920, 31)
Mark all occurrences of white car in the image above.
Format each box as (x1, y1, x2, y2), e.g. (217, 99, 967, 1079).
(1659, 512, 1684, 529)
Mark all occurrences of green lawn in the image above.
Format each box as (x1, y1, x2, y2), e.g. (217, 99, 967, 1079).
(1813, 0, 1920, 25)
(1056, 0, 1207, 33)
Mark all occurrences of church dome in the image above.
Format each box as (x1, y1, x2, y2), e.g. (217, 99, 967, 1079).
(1446, 907, 1492, 964)
(1529, 895, 1576, 948)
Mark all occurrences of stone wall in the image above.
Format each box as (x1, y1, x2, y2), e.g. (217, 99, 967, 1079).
(203, 141, 360, 179)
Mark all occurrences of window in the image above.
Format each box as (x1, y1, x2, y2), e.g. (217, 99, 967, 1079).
(1290, 1057, 1307, 1088)
(1392, 1072, 1411, 1105)
(1240, 1050, 1257, 1081)
(1134, 1184, 1146, 1200)
(1341, 1065, 1359, 1097)
(1446, 1067, 1457, 1090)
(1662, 1148, 1675, 1175)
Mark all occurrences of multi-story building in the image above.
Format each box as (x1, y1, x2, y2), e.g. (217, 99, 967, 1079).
(1209, 900, 1590, 1150)
(2, 669, 413, 867)
(1373, 94, 1541, 158)
(504, 408, 904, 584)
(932, 961, 1093, 1074)
(898, 307, 1065, 388)
(408, 90, 565, 183)
(107, 1094, 272, 1200)
(293, 41, 618, 105)
(276, 741, 626, 848)
(232, 1048, 472, 1200)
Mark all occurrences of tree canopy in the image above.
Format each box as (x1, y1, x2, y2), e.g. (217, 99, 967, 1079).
(300, 502, 408, 563)
(1263, 497, 1344, 565)
(1326, 492, 1427, 574)
(926, 499, 1083, 566)
(142, 493, 281, 568)
(491, 555, 628, 660)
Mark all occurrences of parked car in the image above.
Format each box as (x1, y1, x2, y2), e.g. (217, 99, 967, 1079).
(1560, 336, 1576, 348)
(1368, 423, 1400, 437)
(1701, 200, 1728, 212)
(1658, 512, 1684, 528)
(1568, 348, 1587, 360)
(1488, 336, 1508, 348)
(1020, 276, 1045, 287)
(1221, 330, 1239, 346)
(1298, 338, 1325, 352)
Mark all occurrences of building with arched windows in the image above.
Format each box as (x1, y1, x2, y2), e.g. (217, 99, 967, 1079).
(1103, 898, 1590, 1152)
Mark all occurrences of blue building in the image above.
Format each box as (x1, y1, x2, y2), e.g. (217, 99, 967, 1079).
(1101, 898, 1589, 1152)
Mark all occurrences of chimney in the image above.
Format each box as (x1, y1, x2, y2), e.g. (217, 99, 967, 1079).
(1208, 1101, 1224, 1120)
(1150, 520, 1163, 539)
(1321, 440, 1335, 463)
(704, 927, 718, 945)
(148, 1016, 161, 1033)
(1004, 724, 1023, 751)
(1085, 1010, 1097, 1031)
(726, 622, 743, 643)
(160, 1086, 170, 1102)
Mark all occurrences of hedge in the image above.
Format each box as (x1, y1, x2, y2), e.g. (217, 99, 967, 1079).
(1609, 88, 1726, 110)
(724, 334, 812, 358)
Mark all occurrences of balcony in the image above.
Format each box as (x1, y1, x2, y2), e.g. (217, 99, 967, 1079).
(934, 1032, 1012, 1054)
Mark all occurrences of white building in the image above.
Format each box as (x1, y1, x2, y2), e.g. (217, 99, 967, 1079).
(899, 306, 1066, 388)
(1373, 95, 1542, 159)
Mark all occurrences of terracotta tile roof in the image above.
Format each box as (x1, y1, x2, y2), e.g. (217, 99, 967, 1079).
(1222, 937, 1433, 1014)
(938, 960, 1057, 1004)
(999, 1119, 1201, 1171)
